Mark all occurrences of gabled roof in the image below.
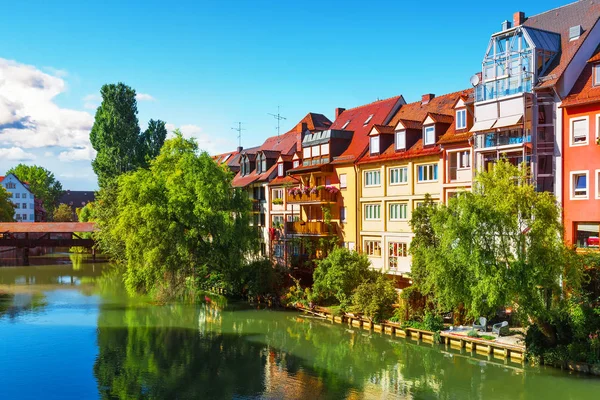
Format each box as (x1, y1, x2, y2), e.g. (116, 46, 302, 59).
(425, 112, 453, 124)
(562, 45, 600, 107)
(389, 90, 469, 128)
(523, 1, 600, 89)
(369, 124, 395, 135)
(329, 96, 403, 165)
(269, 175, 300, 186)
(395, 119, 422, 130)
(357, 138, 441, 165)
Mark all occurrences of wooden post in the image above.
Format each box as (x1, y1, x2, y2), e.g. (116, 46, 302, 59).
(92, 247, 96, 262)
(23, 247, 29, 266)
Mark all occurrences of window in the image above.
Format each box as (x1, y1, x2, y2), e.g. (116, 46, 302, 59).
(15, 203, 20, 209)
(341, 120, 351, 130)
(293, 160, 299, 168)
(22, 193, 27, 199)
(570, 118, 589, 145)
(395, 130, 406, 150)
(575, 223, 599, 248)
(424, 126, 435, 145)
(364, 240, 382, 257)
(571, 171, 588, 199)
(277, 163, 284, 177)
(594, 64, 600, 87)
(272, 188, 283, 200)
(456, 109, 467, 130)
(321, 143, 330, 155)
(259, 213, 266, 226)
(389, 203, 407, 220)
(30, 214, 34, 221)
(340, 206, 347, 223)
(364, 170, 381, 187)
(272, 215, 284, 228)
(274, 243, 284, 258)
(364, 204, 381, 220)
(22, 214, 27, 220)
(22, 203, 26, 209)
(16, 214, 21, 220)
(389, 242, 408, 269)
(597, 170, 600, 199)
(312, 145, 321, 157)
(364, 114, 373, 125)
(15, 193, 20, 199)
(458, 151, 470, 169)
(261, 156, 267, 173)
(389, 167, 408, 185)
(6, 182, 15, 189)
(417, 164, 438, 182)
(339, 173, 347, 189)
(303, 147, 311, 159)
(370, 136, 380, 154)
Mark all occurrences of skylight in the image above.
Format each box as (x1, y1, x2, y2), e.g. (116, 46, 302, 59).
(364, 114, 373, 125)
(341, 120, 351, 130)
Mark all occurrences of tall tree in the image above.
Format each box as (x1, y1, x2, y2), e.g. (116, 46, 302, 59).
(53, 203, 73, 222)
(6, 164, 63, 216)
(0, 187, 15, 221)
(89, 83, 167, 187)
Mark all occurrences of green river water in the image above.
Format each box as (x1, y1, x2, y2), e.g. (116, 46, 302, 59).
(1, 255, 600, 399)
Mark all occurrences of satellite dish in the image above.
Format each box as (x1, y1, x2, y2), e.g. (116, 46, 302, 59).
(470, 74, 481, 87)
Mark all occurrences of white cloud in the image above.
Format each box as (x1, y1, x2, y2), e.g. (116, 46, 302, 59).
(136, 93, 155, 101)
(0, 58, 94, 151)
(166, 123, 236, 155)
(82, 93, 101, 110)
(44, 151, 53, 157)
(58, 146, 96, 162)
(0, 147, 36, 161)
(42, 66, 69, 78)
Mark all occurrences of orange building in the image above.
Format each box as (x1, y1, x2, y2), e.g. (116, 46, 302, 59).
(561, 47, 600, 249)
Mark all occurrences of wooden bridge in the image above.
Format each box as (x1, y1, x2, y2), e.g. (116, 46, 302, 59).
(0, 222, 97, 264)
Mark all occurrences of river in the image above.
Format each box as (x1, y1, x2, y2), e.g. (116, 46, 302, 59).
(1, 255, 599, 399)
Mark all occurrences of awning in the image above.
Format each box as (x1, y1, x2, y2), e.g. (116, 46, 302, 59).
(493, 115, 523, 129)
(470, 119, 496, 132)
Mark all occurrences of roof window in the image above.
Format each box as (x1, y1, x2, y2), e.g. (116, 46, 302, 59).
(341, 120, 351, 130)
(364, 114, 373, 125)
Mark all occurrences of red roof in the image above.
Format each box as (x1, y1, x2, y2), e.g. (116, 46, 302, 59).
(562, 45, 600, 107)
(0, 222, 97, 233)
(269, 175, 299, 186)
(523, 1, 600, 90)
(330, 96, 403, 164)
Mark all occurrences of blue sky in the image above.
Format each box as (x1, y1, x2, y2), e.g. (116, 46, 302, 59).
(0, 0, 568, 190)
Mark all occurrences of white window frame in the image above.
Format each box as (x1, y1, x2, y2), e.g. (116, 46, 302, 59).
(456, 109, 467, 130)
(340, 206, 347, 223)
(341, 120, 351, 130)
(424, 126, 435, 145)
(277, 163, 284, 177)
(596, 169, 600, 200)
(312, 145, 321, 157)
(417, 164, 438, 183)
(389, 167, 408, 185)
(457, 150, 471, 169)
(388, 242, 408, 269)
(364, 114, 373, 125)
(321, 143, 330, 155)
(370, 135, 380, 154)
(388, 203, 407, 221)
(339, 173, 347, 189)
(364, 170, 381, 187)
(570, 117, 589, 146)
(364, 204, 381, 220)
(272, 188, 283, 200)
(596, 114, 600, 142)
(594, 64, 600, 87)
(570, 170, 589, 200)
(293, 160, 299, 168)
(395, 130, 406, 150)
(363, 240, 382, 257)
(303, 147, 311, 159)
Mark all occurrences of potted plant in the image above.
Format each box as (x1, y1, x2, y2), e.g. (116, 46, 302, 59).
(272, 198, 283, 205)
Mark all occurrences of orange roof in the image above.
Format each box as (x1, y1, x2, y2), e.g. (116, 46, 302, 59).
(269, 176, 299, 186)
(0, 222, 97, 233)
(562, 45, 600, 107)
(358, 139, 441, 165)
(523, 1, 600, 90)
(389, 90, 469, 128)
(330, 96, 403, 164)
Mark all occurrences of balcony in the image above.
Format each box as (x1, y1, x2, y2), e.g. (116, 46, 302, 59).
(474, 130, 531, 150)
(286, 187, 338, 204)
(251, 202, 262, 213)
(285, 221, 338, 236)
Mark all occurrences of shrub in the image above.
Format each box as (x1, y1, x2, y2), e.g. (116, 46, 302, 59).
(351, 275, 398, 322)
(422, 312, 444, 332)
(467, 329, 479, 338)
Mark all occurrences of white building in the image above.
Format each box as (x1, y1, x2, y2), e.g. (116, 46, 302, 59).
(0, 174, 36, 222)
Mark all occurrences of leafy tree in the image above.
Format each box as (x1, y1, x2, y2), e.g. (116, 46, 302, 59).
(76, 201, 95, 222)
(0, 186, 15, 221)
(99, 131, 259, 297)
(351, 274, 398, 322)
(90, 83, 167, 188)
(6, 164, 62, 216)
(53, 203, 73, 222)
(410, 160, 582, 342)
(312, 246, 374, 309)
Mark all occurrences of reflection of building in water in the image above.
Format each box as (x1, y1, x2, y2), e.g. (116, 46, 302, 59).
(197, 302, 222, 335)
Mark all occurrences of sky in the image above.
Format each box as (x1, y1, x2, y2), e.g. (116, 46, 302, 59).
(0, 0, 569, 190)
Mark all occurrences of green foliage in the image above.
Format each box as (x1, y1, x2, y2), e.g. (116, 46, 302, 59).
(6, 164, 62, 215)
(312, 246, 374, 310)
(409, 160, 583, 328)
(272, 198, 283, 205)
(89, 83, 167, 188)
(283, 275, 311, 307)
(95, 132, 261, 298)
(396, 286, 431, 323)
(467, 329, 479, 338)
(53, 203, 73, 222)
(351, 274, 397, 322)
(77, 201, 95, 222)
(400, 312, 444, 333)
(0, 186, 15, 221)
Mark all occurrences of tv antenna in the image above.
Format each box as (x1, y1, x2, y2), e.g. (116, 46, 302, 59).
(231, 122, 245, 148)
(268, 106, 287, 136)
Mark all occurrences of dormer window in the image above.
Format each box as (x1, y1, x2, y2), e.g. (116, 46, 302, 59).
(370, 135, 380, 155)
(594, 64, 600, 87)
(364, 114, 373, 125)
(395, 130, 406, 150)
(277, 163, 284, 177)
(256, 154, 262, 173)
(261, 155, 267, 173)
(456, 109, 466, 130)
(293, 160, 299, 168)
(341, 120, 351, 130)
(424, 126, 435, 145)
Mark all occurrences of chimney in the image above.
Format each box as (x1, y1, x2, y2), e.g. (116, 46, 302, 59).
(421, 93, 435, 105)
(335, 108, 346, 118)
(300, 122, 308, 133)
(237, 146, 243, 153)
(513, 11, 526, 26)
(502, 20, 512, 31)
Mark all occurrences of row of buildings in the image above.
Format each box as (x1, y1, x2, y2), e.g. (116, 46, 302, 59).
(215, 2, 600, 285)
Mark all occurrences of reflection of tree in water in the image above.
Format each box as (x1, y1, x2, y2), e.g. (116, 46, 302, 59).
(0, 292, 47, 320)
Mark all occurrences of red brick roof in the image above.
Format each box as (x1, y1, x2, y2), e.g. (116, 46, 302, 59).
(329, 96, 403, 164)
(358, 139, 441, 165)
(523, 1, 600, 90)
(269, 175, 299, 186)
(562, 45, 600, 107)
(426, 112, 453, 124)
(0, 222, 97, 233)
(389, 90, 468, 127)
(371, 124, 395, 135)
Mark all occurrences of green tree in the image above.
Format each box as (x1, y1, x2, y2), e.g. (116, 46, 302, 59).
(351, 274, 398, 322)
(89, 83, 167, 188)
(0, 187, 15, 221)
(410, 160, 582, 342)
(76, 201, 95, 222)
(53, 203, 73, 222)
(99, 131, 259, 297)
(312, 246, 374, 309)
(6, 164, 62, 216)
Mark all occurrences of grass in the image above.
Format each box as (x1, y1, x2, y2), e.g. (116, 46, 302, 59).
(481, 335, 496, 341)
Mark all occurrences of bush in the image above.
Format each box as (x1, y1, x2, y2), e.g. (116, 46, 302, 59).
(397, 286, 430, 322)
(467, 329, 479, 338)
(422, 312, 444, 332)
(351, 275, 397, 322)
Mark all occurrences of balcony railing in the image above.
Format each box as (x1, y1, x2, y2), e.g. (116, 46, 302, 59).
(286, 188, 338, 204)
(285, 221, 338, 236)
(474, 131, 531, 149)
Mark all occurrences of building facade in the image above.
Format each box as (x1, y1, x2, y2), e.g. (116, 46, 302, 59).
(0, 174, 36, 222)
